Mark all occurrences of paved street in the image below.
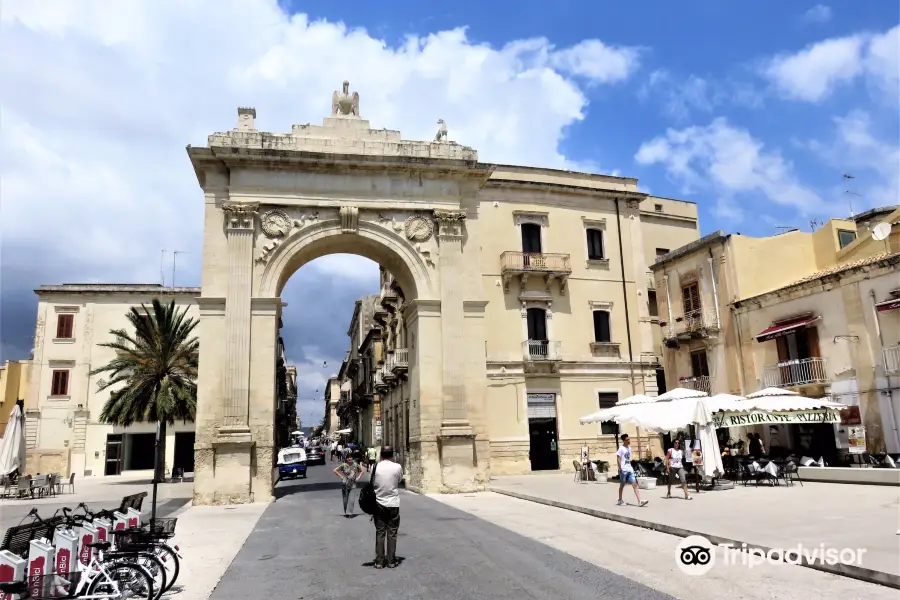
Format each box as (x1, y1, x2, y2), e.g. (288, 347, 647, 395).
(209, 463, 675, 600)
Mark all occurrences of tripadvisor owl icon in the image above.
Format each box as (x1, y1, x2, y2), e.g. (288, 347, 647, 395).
(676, 536, 715, 576)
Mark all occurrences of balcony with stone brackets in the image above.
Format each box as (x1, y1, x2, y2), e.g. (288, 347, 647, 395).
(391, 348, 409, 376)
(679, 375, 711, 394)
(883, 345, 900, 375)
(662, 308, 719, 341)
(763, 357, 829, 389)
(522, 340, 562, 374)
(501, 252, 572, 294)
(373, 368, 388, 393)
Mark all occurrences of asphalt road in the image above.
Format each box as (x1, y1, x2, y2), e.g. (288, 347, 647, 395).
(210, 461, 675, 600)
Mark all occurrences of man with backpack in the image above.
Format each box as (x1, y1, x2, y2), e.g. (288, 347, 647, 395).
(365, 445, 403, 569)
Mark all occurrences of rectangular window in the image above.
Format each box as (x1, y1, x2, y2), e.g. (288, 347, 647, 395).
(837, 229, 856, 249)
(690, 350, 710, 377)
(586, 229, 604, 260)
(592, 311, 611, 343)
(654, 204, 663, 212)
(656, 248, 670, 257)
(521, 223, 542, 253)
(56, 314, 74, 339)
(597, 392, 619, 436)
(51, 370, 69, 396)
(647, 291, 658, 317)
(682, 282, 701, 314)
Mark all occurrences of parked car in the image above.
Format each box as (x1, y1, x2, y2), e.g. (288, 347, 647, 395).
(306, 446, 327, 465)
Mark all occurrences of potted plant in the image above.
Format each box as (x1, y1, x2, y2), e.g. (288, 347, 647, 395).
(593, 460, 610, 483)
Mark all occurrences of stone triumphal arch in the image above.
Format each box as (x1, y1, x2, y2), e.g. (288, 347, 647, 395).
(188, 83, 491, 504)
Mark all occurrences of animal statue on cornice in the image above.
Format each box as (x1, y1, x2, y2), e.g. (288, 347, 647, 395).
(435, 119, 448, 142)
(332, 80, 360, 116)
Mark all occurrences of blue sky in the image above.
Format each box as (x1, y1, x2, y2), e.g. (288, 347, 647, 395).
(1, 1, 897, 425)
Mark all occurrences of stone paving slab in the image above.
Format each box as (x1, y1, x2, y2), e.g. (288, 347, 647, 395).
(490, 474, 900, 585)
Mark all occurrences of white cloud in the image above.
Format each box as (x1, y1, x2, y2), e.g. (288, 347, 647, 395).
(762, 25, 898, 102)
(549, 39, 642, 84)
(0, 1, 641, 286)
(803, 110, 900, 212)
(635, 118, 826, 222)
(802, 5, 833, 24)
(638, 70, 762, 121)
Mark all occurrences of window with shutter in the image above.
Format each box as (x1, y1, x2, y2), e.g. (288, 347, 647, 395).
(597, 392, 619, 435)
(56, 314, 74, 339)
(690, 351, 709, 377)
(586, 229, 604, 260)
(682, 283, 701, 314)
(51, 370, 69, 396)
(592, 311, 611, 343)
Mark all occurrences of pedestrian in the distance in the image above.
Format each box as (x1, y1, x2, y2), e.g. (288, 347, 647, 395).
(366, 445, 378, 472)
(616, 434, 648, 507)
(372, 445, 403, 569)
(665, 439, 691, 500)
(333, 454, 363, 517)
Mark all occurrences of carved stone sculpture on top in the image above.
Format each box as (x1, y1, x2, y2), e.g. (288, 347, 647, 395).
(435, 119, 448, 142)
(332, 80, 360, 116)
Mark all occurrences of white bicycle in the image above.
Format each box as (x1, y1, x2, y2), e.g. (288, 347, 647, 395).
(0, 540, 154, 599)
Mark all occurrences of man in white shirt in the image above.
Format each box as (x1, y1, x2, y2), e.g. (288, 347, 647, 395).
(616, 433, 648, 507)
(372, 445, 403, 569)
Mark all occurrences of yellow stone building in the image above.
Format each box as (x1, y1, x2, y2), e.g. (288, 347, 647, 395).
(651, 205, 900, 458)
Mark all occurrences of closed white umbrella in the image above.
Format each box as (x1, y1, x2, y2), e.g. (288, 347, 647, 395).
(0, 402, 26, 476)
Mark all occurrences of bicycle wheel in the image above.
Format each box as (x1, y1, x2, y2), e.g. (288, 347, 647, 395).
(87, 562, 154, 600)
(132, 553, 167, 600)
(153, 544, 180, 591)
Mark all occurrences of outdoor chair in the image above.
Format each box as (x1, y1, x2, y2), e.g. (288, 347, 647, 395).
(739, 462, 762, 486)
(31, 475, 51, 498)
(58, 473, 76, 493)
(780, 461, 802, 487)
(16, 476, 31, 498)
(573, 460, 584, 483)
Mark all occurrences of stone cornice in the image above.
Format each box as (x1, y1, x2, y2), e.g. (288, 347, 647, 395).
(484, 178, 648, 201)
(36, 285, 201, 296)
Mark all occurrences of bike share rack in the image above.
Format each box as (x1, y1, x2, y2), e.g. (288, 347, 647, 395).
(0, 491, 147, 599)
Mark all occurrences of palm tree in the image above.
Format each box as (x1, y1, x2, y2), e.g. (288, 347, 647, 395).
(92, 299, 198, 517)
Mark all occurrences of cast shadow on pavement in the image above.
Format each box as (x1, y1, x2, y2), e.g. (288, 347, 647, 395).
(273, 479, 345, 499)
(361, 557, 407, 568)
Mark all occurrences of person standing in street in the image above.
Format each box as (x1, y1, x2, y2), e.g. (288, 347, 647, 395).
(665, 439, 691, 500)
(372, 445, 403, 569)
(333, 454, 363, 517)
(366, 445, 378, 472)
(616, 434, 648, 507)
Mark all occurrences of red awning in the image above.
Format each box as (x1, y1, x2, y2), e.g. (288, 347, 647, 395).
(875, 298, 900, 313)
(755, 316, 821, 342)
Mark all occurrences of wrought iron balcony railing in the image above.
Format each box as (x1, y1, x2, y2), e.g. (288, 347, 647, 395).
(522, 340, 561, 361)
(679, 375, 711, 394)
(763, 357, 828, 388)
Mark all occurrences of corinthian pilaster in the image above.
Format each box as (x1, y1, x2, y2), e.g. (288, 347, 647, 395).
(222, 202, 258, 430)
(434, 210, 468, 424)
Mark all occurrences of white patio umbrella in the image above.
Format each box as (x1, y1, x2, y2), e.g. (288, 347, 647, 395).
(579, 394, 655, 424)
(656, 387, 709, 401)
(0, 402, 26, 476)
(743, 387, 845, 411)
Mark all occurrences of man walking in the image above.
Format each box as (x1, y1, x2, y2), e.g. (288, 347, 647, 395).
(372, 445, 403, 569)
(616, 434, 648, 507)
(366, 445, 378, 472)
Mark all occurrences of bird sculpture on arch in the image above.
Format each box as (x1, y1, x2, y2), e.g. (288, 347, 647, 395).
(332, 80, 360, 116)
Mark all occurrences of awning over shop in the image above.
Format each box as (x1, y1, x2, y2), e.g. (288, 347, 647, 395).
(875, 298, 900, 312)
(755, 315, 821, 342)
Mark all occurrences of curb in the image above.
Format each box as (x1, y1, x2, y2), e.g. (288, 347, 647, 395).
(491, 487, 899, 590)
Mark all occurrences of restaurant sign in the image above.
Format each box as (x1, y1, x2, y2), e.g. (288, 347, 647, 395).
(713, 409, 841, 428)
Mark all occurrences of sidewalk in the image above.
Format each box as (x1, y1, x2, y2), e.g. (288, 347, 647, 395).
(165, 503, 268, 600)
(490, 474, 900, 586)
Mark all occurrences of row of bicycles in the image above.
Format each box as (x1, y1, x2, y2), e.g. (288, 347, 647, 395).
(0, 492, 181, 599)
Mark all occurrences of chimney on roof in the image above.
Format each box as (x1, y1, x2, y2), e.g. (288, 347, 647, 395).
(237, 107, 257, 132)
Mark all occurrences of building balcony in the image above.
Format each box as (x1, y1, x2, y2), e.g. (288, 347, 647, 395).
(391, 348, 409, 375)
(590, 342, 621, 360)
(884, 345, 900, 374)
(522, 340, 561, 361)
(373, 369, 387, 392)
(679, 375, 711, 394)
(763, 357, 828, 388)
(664, 308, 719, 340)
(501, 252, 571, 294)
(381, 362, 396, 383)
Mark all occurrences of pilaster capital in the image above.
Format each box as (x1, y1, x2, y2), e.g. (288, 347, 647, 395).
(222, 202, 259, 231)
(433, 209, 467, 238)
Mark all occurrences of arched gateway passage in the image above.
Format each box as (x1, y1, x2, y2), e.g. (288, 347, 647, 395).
(188, 84, 492, 505)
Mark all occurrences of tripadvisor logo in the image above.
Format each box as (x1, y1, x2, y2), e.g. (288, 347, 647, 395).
(675, 535, 867, 575)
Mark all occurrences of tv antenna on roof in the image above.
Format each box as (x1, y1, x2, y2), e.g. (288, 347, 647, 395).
(843, 173, 859, 217)
(809, 218, 822, 231)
